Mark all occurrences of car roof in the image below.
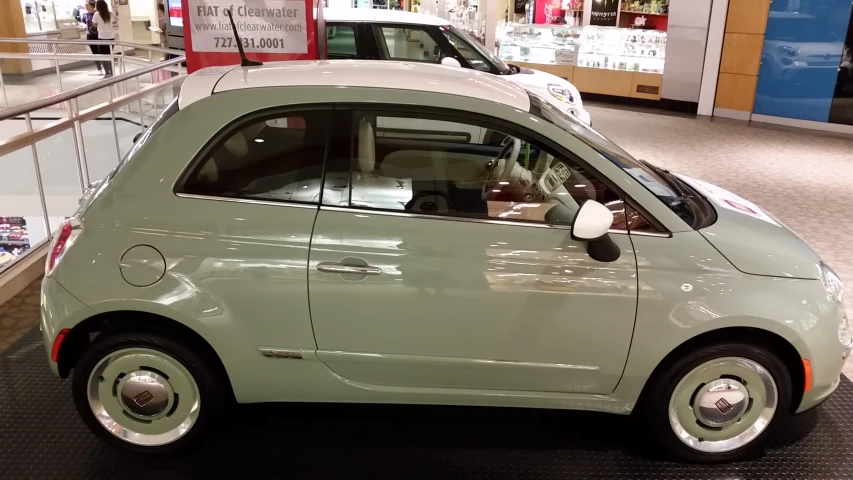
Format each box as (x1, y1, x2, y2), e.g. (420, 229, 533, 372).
(323, 8, 449, 26)
(179, 60, 531, 111)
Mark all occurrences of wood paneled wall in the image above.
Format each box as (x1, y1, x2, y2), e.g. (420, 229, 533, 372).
(714, 0, 770, 112)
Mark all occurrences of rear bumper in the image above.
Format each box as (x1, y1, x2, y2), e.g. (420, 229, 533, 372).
(40, 276, 94, 377)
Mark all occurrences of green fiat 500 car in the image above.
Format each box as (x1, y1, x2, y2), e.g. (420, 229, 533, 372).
(41, 60, 849, 462)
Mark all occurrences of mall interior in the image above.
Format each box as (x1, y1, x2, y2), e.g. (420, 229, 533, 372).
(0, 0, 852, 477)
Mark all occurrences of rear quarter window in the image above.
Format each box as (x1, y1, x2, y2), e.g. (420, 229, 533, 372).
(177, 110, 329, 204)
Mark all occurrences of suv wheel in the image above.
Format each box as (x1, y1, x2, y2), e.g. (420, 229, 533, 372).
(72, 332, 222, 453)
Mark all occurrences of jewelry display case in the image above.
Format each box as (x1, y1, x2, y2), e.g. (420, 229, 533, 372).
(498, 23, 667, 99)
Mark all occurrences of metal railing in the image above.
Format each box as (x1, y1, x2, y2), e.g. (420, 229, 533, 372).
(0, 38, 187, 274)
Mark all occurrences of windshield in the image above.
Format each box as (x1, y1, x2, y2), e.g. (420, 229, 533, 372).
(444, 26, 511, 75)
(528, 93, 708, 228)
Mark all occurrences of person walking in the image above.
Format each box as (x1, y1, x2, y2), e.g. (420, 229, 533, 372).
(82, 1, 101, 74)
(92, 0, 115, 77)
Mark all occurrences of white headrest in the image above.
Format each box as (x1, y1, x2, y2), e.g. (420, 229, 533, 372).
(358, 117, 375, 174)
(222, 122, 266, 158)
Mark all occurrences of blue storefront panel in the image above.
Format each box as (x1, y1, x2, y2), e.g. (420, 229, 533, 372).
(753, 0, 853, 124)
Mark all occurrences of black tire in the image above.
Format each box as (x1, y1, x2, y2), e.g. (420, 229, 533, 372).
(639, 342, 792, 463)
(72, 332, 224, 454)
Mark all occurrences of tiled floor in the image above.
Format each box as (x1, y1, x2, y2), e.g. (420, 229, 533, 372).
(0, 279, 41, 351)
(0, 104, 851, 379)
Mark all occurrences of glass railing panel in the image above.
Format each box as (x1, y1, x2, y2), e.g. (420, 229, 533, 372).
(33, 127, 84, 232)
(0, 144, 49, 273)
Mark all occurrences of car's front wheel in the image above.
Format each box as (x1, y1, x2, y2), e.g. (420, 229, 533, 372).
(72, 332, 222, 453)
(642, 343, 792, 463)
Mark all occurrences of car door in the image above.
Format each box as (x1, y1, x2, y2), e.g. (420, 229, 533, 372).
(172, 106, 331, 358)
(307, 106, 639, 395)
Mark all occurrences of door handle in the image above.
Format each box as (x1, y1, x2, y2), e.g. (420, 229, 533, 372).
(316, 262, 382, 275)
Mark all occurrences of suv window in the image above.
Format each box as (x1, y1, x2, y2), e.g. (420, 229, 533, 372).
(442, 27, 491, 72)
(180, 111, 328, 204)
(327, 23, 358, 59)
(373, 25, 443, 62)
(346, 111, 630, 229)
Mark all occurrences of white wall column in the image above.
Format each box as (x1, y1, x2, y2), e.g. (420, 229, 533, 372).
(484, 0, 498, 51)
(697, 0, 729, 116)
(437, 0, 447, 19)
(582, 0, 591, 26)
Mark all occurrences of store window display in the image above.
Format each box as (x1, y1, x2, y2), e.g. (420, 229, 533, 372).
(351, 0, 404, 9)
(499, 23, 666, 99)
(21, 0, 84, 33)
(0, 218, 30, 272)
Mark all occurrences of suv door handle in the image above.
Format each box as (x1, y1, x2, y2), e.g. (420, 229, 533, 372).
(316, 262, 382, 276)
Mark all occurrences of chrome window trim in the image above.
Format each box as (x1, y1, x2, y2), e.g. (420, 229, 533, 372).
(629, 230, 672, 238)
(321, 205, 634, 235)
(175, 192, 319, 209)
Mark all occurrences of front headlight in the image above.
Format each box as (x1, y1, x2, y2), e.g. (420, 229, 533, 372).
(547, 84, 576, 104)
(777, 45, 798, 58)
(820, 262, 844, 305)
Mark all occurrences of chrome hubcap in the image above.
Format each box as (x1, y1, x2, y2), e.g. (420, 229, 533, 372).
(87, 348, 200, 447)
(668, 357, 778, 454)
(117, 370, 174, 420)
(693, 378, 748, 428)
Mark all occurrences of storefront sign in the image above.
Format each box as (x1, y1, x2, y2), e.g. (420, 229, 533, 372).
(188, 0, 307, 54)
(590, 0, 618, 26)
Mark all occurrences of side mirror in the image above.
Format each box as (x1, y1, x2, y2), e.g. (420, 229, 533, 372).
(440, 56, 462, 68)
(571, 200, 621, 263)
(571, 200, 612, 241)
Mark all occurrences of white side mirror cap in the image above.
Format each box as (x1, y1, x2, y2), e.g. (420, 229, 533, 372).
(572, 200, 613, 241)
(440, 57, 462, 68)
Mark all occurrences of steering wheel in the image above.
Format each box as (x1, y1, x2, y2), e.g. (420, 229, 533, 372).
(482, 137, 521, 200)
(405, 190, 455, 214)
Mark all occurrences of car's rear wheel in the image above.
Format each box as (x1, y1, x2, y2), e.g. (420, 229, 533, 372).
(642, 343, 792, 463)
(72, 332, 221, 453)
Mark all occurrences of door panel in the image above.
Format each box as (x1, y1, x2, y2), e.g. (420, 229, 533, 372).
(308, 209, 638, 394)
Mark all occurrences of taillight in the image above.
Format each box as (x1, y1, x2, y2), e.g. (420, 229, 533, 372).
(45, 217, 81, 276)
(51, 328, 70, 362)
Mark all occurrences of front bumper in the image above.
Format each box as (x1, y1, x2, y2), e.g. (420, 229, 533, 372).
(797, 375, 841, 414)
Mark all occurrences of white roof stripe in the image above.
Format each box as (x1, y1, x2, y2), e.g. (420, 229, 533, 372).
(178, 65, 237, 110)
(323, 8, 449, 26)
(209, 60, 531, 111)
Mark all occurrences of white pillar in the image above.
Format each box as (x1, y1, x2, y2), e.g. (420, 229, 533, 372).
(697, 0, 729, 116)
(437, 0, 446, 19)
(582, 0, 591, 26)
(484, 0, 498, 52)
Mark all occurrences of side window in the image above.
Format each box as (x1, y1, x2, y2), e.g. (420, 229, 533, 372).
(348, 112, 627, 228)
(327, 23, 358, 59)
(180, 111, 328, 204)
(442, 30, 491, 72)
(373, 25, 443, 62)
